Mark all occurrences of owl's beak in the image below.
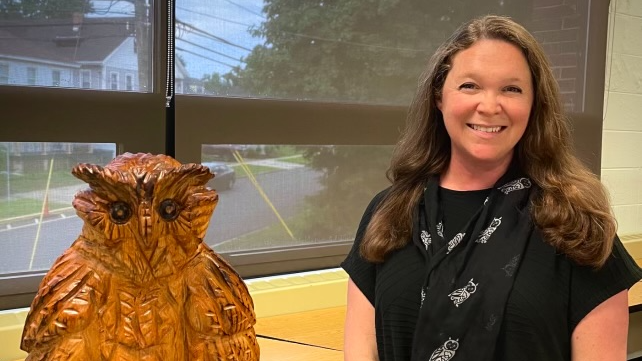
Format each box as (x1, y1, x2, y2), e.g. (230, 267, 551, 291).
(139, 204, 154, 248)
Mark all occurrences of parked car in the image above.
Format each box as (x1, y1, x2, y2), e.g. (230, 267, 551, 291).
(202, 161, 236, 191)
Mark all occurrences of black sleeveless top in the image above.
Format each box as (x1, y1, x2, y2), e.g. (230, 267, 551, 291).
(342, 189, 642, 361)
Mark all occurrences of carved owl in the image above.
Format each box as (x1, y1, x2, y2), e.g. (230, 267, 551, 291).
(21, 153, 259, 361)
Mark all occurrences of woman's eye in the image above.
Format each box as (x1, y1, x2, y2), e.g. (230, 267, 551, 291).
(504, 86, 522, 93)
(158, 199, 181, 221)
(459, 83, 476, 90)
(109, 201, 132, 224)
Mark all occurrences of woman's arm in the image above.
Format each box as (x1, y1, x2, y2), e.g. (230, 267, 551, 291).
(571, 290, 629, 361)
(344, 278, 379, 361)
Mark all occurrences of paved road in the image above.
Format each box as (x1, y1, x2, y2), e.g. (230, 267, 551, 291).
(0, 167, 321, 274)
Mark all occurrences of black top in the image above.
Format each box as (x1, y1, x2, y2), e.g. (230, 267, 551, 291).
(342, 189, 642, 361)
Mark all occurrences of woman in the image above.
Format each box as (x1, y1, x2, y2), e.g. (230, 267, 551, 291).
(342, 15, 642, 361)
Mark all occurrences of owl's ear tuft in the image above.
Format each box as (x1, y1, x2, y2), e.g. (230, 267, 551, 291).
(72, 163, 107, 186)
(172, 163, 215, 187)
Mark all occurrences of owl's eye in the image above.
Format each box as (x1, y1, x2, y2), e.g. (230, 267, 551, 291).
(159, 199, 181, 221)
(109, 202, 132, 224)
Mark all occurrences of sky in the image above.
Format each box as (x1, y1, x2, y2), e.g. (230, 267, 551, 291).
(90, 0, 265, 79)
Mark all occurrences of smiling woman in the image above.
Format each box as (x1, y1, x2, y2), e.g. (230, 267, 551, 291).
(343, 14, 642, 361)
(438, 39, 534, 189)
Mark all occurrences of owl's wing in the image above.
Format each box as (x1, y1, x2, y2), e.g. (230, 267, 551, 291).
(184, 244, 258, 360)
(21, 245, 106, 354)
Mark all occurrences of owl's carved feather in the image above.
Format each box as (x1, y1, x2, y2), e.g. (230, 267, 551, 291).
(22, 153, 259, 361)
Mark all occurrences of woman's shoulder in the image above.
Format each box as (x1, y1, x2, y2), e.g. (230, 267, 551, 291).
(567, 235, 642, 328)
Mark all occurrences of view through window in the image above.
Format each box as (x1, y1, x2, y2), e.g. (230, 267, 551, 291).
(0, 0, 153, 91)
(201, 144, 394, 253)
(0, 142, 116, 274)
(176, 0, 588, 111)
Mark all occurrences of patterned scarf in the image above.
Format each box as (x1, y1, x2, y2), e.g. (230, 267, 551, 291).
(410, 166, 536, 361)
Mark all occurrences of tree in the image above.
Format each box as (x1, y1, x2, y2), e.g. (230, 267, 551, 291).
(223, 0, 531, 242)
(232, 0, 528, 105)
(297, 145, 393, 242)
(202, 71, 243, 96)
(0, 0, 93, 20)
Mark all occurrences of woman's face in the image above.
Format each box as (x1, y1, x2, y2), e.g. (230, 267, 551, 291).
(437, 39, 533, 170)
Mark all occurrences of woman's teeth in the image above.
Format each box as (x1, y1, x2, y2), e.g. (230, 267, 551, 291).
(470, 124, 502, 133)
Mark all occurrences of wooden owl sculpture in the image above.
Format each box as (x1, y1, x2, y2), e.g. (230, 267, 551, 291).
(21, 153, 259, 361)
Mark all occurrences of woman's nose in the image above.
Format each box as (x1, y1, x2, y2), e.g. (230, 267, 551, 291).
(477, 92, 501, 114)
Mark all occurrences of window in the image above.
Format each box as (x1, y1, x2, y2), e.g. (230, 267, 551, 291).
(81, 70, 91, 88)
(126, 74, 133, 91)
(51, 70, 61, 87)
(174, 0, 609, 276)
(0, 142, 116, 275)
(0, 11, 151, 92)
(110, 72, 119, 90)
(0, 63, 8, 84)
(26, 67, 37, 85)
(0, 0, 161, 310)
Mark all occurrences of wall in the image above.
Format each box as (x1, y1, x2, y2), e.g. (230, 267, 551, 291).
(603, 0, 642, 239)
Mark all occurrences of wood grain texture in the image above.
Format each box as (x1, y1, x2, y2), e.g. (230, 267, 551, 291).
(20, 153, 259, 361)
(257, 338, 341, 361)
(254, 307, 346, 351)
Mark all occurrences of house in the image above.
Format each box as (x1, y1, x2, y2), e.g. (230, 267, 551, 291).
(0, 14, 202, 172)
(0, 16, 139, 90)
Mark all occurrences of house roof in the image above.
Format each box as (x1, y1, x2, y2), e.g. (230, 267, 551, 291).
(0, 17, 134, 64)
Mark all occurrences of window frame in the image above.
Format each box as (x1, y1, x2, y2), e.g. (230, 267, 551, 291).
(110, 71, 119, 90)
(126, 73, 134, 91)
(26, 67, 37, 86)
(0, 63, 9, 84)
(174, 0, 610, 276)
(81, 70, 91, 89)
(51, 70, 61, 87)
(0, 0, 169, 310)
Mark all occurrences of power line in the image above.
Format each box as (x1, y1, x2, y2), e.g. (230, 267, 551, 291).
(176, 46, 237, 69)
(221, 0, 265, 19)
(177, 37, 244, 63)
(0, 20, 135, 28)
(176, 6, 253, 28)
(176, 18, 252, 52)
(175, 12, 426, 54)
(284, 32, 429, 53)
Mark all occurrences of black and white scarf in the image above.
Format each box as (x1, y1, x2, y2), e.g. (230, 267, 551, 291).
(410, 166, 537, 361)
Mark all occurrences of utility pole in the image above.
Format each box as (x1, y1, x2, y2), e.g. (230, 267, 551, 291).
(4, 143, 10, 202)
(133, 0, 151, 91)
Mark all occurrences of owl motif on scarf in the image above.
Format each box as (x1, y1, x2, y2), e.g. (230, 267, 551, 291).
(429, 338, 459, 361)
(448, 278, 478, 307)
(497, 178, 531, 194)
(476, 217, 502, 244)
(446, 232, 465, 254)
(421, 230, 431, 249)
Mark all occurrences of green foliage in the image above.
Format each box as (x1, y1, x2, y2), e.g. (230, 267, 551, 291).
(203, 1, 532, 242)
(224, 0, 529, 105)
(296, 145, 393, 241)
(0, 0, 93, 19)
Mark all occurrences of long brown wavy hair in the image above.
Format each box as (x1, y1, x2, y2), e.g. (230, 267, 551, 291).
(361, 15, 616, 268)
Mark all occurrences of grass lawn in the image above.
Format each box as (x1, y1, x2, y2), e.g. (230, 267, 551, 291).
(0, 198, 70, 219)
(213, 222, 298, 253)
(0, 171, 79, 194)
(278, 155, 308, 165)
(232, 164, 282, 178)
(212, 213, 352, 253)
